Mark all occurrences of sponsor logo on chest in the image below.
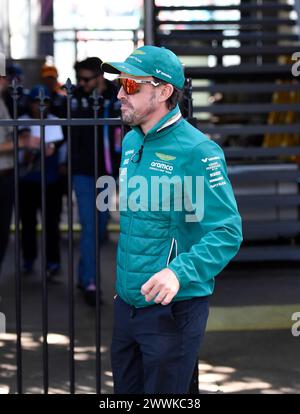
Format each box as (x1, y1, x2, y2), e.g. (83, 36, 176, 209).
(149, 153, 176, 174)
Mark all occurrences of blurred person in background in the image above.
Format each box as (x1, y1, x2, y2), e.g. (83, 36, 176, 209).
(40, 64, 66, 118)
(0, 76, 36, 275)
(40, 63, 68, 238)
(71, 57, 121, 306)
(2, 63, 29, 118)
(18, 85, 64, 278)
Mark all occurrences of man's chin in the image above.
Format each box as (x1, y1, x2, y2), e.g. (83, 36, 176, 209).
(121, 113, 135, 126)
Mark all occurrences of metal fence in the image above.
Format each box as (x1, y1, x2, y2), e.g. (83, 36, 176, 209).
(0, 79, 124, 394)
(0, 78, 199, 394)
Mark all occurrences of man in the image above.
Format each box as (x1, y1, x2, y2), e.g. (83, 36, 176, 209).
(40, 63, 68, 272)
(102, 45, 243, 394)
(40, 64, 67, 118)
(0, 76, 15, 274)
(72, 57, 120, 306)
(18, 85, 64, 276)
(2, 63, 29, 118)
(0, 77, 36, 274)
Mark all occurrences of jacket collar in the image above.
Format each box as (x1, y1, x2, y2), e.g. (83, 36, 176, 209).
(131, 105, 182, 141)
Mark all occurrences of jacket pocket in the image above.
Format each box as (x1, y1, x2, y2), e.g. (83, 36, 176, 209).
(169, 298, 209, 337)
(166, 237, 178, 266)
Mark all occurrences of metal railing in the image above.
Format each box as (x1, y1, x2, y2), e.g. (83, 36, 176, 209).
(0, 77, 201, 394)
(0, 79, 124, 394)
(39, 27, 143, 63)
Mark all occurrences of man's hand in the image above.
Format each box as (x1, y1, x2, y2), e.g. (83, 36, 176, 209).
(19, 133, 40, 149)
(45, 143, 55, 157)
(141, 268, 180, 305)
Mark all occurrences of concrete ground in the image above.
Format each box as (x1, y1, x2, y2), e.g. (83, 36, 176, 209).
(0, 231, 300, 394)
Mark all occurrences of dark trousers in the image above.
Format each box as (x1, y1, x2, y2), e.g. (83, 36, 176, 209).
(111, 295, 209, 394)
(19, 180, 61, 264)
(0, 172, 14, 272)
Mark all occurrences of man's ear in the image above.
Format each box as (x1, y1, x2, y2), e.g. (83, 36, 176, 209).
(159, 83, 174, 103)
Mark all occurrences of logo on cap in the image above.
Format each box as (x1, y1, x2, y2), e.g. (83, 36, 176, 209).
(129, 56, 142, 63)
(132, 50, 146, 55)
(155, 69, 172, 79)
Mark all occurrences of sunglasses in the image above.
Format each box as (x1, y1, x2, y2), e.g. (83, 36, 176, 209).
(117, 77, 160, 95)
(77, 75, 98, 83)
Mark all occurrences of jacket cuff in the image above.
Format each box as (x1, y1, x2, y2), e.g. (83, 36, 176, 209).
(167, 262, 189, 289)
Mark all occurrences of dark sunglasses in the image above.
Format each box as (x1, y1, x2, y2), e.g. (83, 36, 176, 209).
(117, 76, 160, 95)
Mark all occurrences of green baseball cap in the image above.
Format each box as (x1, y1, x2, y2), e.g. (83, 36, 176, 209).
(101, 45, 185, 90)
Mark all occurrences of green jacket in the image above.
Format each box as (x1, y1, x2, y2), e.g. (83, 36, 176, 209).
(117, 105, 242, 307)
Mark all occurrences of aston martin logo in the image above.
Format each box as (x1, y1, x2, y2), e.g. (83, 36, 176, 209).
(132, 50, 146, 55)
(155, 152, 176, 162)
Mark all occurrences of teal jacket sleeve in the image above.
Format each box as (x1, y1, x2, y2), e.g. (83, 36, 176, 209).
(168, 139, 243, 288)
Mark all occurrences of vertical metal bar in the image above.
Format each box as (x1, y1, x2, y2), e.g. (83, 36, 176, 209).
(39, 87, 49, 394)
(5, 0, 11, 57)
(186, 78, 193, 120)
(144, 0, 155, 45)
(133, 29, 138, 49)
(294, 0, 300, 40)
(92, 89, 101, 394)
(12, 79, 22, 393)
(66, 79, 75, 394)
(185, 77, 199, 394)
(39, 0, 54, 56)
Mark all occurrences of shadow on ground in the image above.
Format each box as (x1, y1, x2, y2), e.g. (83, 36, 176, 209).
(1, 234, 300, 393)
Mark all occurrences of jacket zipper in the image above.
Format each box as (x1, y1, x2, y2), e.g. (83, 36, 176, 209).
(124, 140, 145, 303)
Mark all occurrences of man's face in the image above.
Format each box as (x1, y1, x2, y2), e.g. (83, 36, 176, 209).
(77, 69, 100, 93)
(117, 74, 161, 127)
(42, 76, 57, 92)
(30, 100, 49, 118)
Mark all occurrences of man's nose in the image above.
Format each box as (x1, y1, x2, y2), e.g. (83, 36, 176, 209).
(117, 86, 126, 100)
